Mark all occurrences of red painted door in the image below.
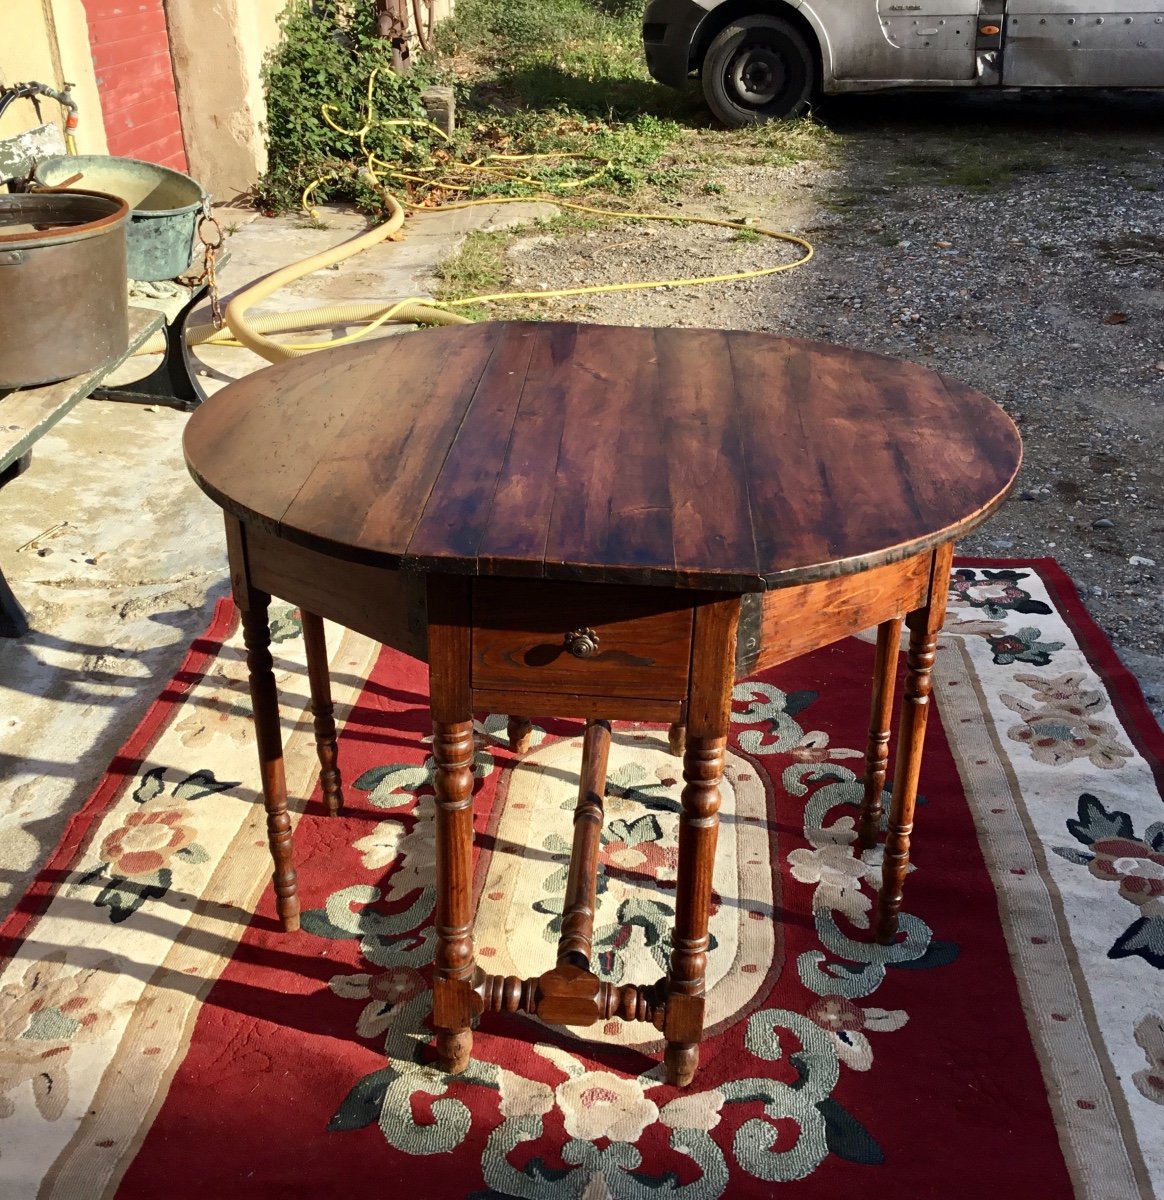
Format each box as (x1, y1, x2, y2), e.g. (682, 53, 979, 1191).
(82, 0, 188, 170)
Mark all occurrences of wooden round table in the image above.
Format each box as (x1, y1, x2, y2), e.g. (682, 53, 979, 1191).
(184, 321, 1021, 1087)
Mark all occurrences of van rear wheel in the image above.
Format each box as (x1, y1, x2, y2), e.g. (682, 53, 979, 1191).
(701, 15, 815, 126)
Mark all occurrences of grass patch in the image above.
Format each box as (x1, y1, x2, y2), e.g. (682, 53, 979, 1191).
(822, 185, 870, 212)
(434, 0, 693, 196)
(709, 119, 841, 167)
(433, 227, 512, 302)
(943, 158, 1012, 189)
(440, 0, 669, 116)
(684, 117, 841, 173)
(439, 0, 840, 185)
(893, 141, 1056, 190)
(260, 0, 845, 216)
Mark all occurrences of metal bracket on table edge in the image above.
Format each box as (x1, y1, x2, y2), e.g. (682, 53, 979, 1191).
(734, 591, 763, 677)
(92, 282, 210, 412)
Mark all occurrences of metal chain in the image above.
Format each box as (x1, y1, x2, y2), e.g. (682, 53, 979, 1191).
(196, 199, 226, 330)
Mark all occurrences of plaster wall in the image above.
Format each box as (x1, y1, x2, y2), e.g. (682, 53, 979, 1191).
(165, 0, 454, 202)
(422, 1, 456, 32)
(163, 0, 291, 202)
(0, 0, 108, 154)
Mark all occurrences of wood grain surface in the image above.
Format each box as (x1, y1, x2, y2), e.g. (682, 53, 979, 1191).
(184, 322, 1021, 590)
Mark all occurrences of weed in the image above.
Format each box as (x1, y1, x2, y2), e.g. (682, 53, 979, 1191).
(434, 228, 512, 299)
(729, 117, 841, 166)
(944, 159, 1008, 189)
(903, 141, 1057, 190)
(823, 186, 868, 212)
(702, 181, 725, 195)
(693, 118, 840, 170)
(907, 148, 955, 170)
(732, 227, 761, 244)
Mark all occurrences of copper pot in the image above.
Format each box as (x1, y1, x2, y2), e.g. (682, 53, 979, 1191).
(0, 189, 130, 390)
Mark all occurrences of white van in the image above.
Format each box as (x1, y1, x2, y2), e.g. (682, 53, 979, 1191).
(642, 1, 1164, 125)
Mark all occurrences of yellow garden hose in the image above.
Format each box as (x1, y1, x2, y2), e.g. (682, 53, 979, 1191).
(137, 198, 813, 362)
(136, 71, 815, 364)
(223, 189, 468, 363)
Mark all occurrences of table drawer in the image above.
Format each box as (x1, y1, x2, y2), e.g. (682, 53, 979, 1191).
(471, 579, 694, 700)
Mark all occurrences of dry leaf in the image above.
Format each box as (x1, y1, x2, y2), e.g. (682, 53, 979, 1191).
(1103, 311, 1129, 324)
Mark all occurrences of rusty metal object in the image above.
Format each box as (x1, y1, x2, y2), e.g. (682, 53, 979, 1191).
(0, 189, 130, 390)
(376, 0, 414, 72)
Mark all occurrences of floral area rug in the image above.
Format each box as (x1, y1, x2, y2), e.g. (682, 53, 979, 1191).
(1, 560, 1161, 1199)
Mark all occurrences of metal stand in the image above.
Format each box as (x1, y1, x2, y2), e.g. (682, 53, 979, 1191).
(0, 570, 30, 638)
(0, 450, 32, 637)
(92, 284, 210, 411)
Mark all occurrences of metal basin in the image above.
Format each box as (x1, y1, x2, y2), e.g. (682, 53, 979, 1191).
(0, 189, 130, 389)
(35, 155, 205, 281)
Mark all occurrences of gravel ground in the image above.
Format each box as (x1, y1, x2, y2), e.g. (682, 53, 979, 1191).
(488, 89, 1164, 723)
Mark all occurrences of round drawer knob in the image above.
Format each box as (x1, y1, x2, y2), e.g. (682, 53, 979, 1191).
(564, 628, 600, 658)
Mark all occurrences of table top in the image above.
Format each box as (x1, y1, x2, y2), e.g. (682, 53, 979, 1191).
(183, 321, 1021, 592)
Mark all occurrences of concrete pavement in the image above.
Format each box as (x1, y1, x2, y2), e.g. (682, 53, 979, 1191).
(0, 201, 554, 919)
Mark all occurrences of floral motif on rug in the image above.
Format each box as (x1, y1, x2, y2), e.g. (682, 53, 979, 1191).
(308, 685, 947, 1195)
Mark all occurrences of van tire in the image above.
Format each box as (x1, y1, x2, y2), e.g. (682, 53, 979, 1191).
(701, 15, 815, 126)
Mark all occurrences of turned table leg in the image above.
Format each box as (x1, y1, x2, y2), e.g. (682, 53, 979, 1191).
(507, 715, 534, 755)
(875, 546, 952, 945)
(857, 617, 903, 851)
(665, 598, 740, 1087)
(302, 611, 344, 815)
(428, 579, 479, 1073)
(432, 716, 477, 1072)
(226, 517, 299, 932)
(667, 722, 686, 758)
(240, 590, 300, 932)
(557, 719, 612, 971)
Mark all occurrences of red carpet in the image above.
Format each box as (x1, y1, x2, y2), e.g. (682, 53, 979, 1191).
(3, 561, 1161, 1199)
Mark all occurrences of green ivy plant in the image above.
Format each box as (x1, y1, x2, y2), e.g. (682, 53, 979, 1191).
(259, 0, 438, 214)
(258, 0, 693, 216)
